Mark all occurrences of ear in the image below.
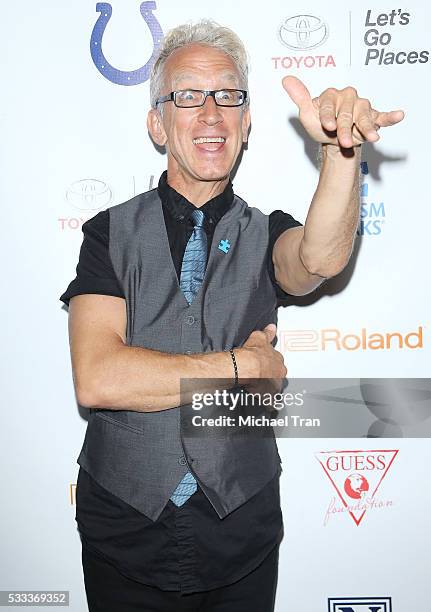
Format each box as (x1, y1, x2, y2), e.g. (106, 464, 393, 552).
(147, 108, 168, 146)
(241, 106, 251, 143)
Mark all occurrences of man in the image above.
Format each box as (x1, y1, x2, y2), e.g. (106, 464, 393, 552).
(60, 19, 404, 612)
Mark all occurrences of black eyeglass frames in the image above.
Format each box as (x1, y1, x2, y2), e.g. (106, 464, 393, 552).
(155, 89, 248, 108)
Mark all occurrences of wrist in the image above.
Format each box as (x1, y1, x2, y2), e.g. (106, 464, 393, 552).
(321, 142, 362, 162)
(233, 347, 260, 383)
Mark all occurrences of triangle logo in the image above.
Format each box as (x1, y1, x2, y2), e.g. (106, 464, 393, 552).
(316, 449, 398, 526)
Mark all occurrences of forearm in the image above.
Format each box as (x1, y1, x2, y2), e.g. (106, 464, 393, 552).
(78, 342, 257, 412)
(300, 144, 362, 277)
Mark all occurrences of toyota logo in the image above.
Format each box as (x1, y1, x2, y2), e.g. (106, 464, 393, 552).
(278, 15, 329, 50)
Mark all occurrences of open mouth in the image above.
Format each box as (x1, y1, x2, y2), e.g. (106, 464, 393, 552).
(192, 136, 226, 152)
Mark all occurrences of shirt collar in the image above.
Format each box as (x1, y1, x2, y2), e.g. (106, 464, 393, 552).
(157, 170, 234, 228)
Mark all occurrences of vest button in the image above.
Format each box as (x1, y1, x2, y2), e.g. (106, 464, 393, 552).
(186, 315, 195, 325)
(178, 456, 187, 466)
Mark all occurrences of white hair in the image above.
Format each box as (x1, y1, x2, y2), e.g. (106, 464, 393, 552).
(149, 19, 250, 114)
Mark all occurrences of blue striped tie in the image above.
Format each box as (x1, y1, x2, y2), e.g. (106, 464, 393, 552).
(169, 208, 207, 507)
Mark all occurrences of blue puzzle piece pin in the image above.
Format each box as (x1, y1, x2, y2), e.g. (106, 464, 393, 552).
(218, 239, 231, 253)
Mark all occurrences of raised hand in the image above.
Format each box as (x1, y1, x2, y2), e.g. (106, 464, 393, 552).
(282, 75, 405, 148)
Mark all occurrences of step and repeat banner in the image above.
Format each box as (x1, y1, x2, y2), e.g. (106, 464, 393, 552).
(1, 1, 429, 610)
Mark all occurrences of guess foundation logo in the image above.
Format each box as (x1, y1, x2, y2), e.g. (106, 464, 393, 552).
(315, 450, 398, 526)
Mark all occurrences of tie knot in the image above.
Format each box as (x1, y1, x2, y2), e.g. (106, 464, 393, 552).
(191, 209, 205, 227)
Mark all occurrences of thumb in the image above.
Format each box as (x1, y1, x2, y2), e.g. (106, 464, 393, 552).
(281, 75, 314, 114)
(263, 323, 277, 342)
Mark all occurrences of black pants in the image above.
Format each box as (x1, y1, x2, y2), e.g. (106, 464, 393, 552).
(81, 543, 279, 612)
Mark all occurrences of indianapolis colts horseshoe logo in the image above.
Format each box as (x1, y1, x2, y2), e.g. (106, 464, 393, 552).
(90, 2, 163, 86)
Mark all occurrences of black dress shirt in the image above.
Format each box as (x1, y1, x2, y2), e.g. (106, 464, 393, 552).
(59, 171, 303, 594)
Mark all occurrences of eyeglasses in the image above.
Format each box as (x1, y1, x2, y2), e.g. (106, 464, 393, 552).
(155, 89, 248, 108)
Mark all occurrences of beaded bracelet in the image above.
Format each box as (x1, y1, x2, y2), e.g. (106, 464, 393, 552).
(228, 349, 238, 387)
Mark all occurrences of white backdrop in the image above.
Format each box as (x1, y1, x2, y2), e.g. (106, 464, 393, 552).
(1, 1, 430, 610)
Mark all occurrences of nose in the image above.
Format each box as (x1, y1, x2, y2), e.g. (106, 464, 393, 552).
(198, 93, 223, 124)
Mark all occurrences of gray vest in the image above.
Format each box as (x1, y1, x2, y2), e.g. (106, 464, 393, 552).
(77, 188, 282, 521)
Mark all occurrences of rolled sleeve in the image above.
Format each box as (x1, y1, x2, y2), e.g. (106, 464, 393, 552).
(59, 210, 124, 307)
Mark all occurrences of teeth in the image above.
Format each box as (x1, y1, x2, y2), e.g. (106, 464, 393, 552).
(193, 137, 226, 144)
